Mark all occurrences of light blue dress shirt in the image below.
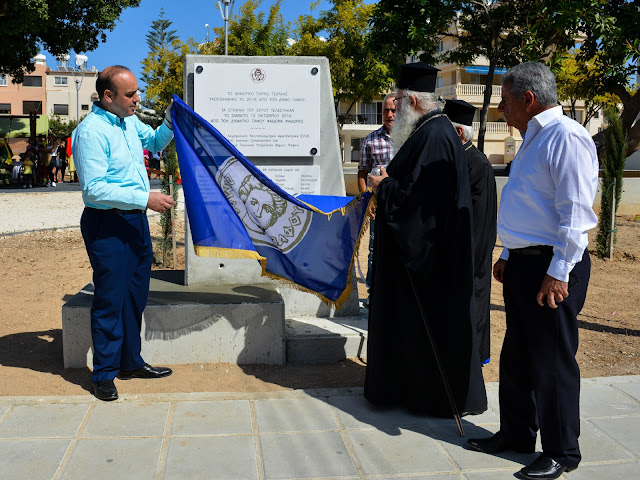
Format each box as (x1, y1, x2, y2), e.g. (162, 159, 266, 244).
(72, 102, 174, 210)
(497, 106, 599, 282)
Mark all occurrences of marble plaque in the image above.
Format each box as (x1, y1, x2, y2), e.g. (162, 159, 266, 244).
(194, 63, 321, 157)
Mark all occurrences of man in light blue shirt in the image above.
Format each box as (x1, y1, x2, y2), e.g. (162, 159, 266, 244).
(467, 62, 598, 480)
(72, 65, 176, 401)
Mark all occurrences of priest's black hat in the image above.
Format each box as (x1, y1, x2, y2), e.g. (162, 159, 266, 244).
(443, 99, 476, 126)
(396, 62, 440, 92)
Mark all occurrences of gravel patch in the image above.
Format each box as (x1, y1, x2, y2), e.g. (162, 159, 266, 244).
(0, 186, 185, 235)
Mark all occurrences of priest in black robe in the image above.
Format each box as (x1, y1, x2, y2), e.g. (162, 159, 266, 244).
(444, 99, 497, 364)
(365, 63, 487, 418)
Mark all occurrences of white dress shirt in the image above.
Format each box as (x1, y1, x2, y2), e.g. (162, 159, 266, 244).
(498, 106, 599, 282)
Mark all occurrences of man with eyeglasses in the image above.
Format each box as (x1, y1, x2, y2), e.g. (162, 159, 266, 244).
(365, 62, 486, 418)
(357, 93, 395, 302)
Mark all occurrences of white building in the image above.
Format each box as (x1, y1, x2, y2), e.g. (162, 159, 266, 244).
(46, 55, 99, 123)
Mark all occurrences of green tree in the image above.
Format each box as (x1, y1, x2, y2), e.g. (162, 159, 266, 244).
(145, 8, 178, 51)
(200, 0, 290, 56)
(290, 0, 394, 123)
(596, 107, 627, 259)
(555, 50, 620, 127)
(535, 0, 640, 154)
(48, 116, 83, 139)
(141, 11, 197, 112)
(368, 0, 573, 152)
(0, 0, 141, 83)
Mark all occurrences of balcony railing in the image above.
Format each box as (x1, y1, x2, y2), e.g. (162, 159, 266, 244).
(338, 112, 381, 125)
(436, 84, 502, 97)
(473, 121, 511, 134)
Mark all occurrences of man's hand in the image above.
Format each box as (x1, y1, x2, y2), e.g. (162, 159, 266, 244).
(536, 274, 569, 309)
(164, 99, 174, 129)
(147, 192, 175, 213)
(368, 166, 389, 194)
(493, 258, 507, 283)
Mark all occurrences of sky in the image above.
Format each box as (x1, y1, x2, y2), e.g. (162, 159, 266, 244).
(42, 0, 375, 87)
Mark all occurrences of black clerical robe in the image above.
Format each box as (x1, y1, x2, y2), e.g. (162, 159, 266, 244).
(364, 110, 487, 417)
(464, 140, 497, 363)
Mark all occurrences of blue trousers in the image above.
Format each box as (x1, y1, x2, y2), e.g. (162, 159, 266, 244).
(499, 248, 590, 467)
(81, 208, 152, 383)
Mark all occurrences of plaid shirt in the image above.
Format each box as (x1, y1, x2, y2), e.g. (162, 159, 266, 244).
(358, 126, 394, 171)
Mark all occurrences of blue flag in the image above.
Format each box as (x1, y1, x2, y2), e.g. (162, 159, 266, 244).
(171, 95, 372, 307)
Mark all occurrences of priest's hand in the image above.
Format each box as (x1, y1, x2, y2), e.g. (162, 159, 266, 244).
(536, 274, 569, 309)
(368, 166, 389, 195)
(493, 259, 507, 283)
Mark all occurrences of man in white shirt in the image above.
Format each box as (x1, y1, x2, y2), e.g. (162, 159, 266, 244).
(467, 62, 598, 480)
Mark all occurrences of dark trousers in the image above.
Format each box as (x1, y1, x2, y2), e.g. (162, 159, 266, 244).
(499, 248, 590, 467)
(81, 208, 153, 383)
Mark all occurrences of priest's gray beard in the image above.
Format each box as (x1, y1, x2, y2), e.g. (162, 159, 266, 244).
(392, 102, 425, 151)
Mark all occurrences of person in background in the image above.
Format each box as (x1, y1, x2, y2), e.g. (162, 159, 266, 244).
(22, 147, 35, 188)
(443, 99, 497, 364)
(58, 137, 68, 182)
(47, 136, 59, 187)
(357, 93, 395, 306)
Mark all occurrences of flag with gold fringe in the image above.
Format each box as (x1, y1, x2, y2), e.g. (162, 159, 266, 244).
(171, 95, 372, 307)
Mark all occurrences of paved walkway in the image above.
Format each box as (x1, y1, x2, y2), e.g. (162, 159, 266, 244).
(1, 376, 638, 480)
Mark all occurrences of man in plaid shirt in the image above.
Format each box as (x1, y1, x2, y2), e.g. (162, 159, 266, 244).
(358, 93, 395, 298)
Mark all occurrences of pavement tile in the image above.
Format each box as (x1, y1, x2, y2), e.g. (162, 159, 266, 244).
(589, 416, 640, 455)
(372, 476, 460, 480)
(579, 419, 634, 462)
(0, 439, 71, 480)
(579, 384, 640, 417)
(260, 431, 357, 478)
(567, 461, 640, 480)
(0, 404, 90, 438)
(164, 436, 257, 480)
(613, 382, 640, 403)
(486, 388, 500, 415)
(171, 400, 252, 435)
(61, 438, 162, 480)
(0, 405, 9, 420)
(330, 395, 424, 430)
(423, 409, 499, 428)
(348, 427, 455, 476)
(464, 470, 532, 480)
(82, 402, 170, 437)
(254, 397, 338, 433)
(431, 424, 538, 471)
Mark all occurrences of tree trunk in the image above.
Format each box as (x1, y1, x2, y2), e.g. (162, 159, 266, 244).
(477, 61, 495, 153)
(613, 86, 640, 155)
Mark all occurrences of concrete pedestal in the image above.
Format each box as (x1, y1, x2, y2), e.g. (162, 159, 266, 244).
(62, 271, 285, 369)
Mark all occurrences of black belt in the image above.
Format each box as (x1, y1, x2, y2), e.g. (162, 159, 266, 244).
(509, 245, 553, 256)
(86, 207, 147, 215)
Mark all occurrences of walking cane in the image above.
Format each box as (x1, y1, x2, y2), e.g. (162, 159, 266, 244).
(406, 267, 465, 436)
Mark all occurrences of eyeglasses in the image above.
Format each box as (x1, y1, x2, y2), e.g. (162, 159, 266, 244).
(383, 108, 396, 113)
(393, 96, 408, 105)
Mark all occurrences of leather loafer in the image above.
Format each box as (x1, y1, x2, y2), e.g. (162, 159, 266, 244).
(518, 454, 576, 479)
(117, 363, 172, 380)
(467, 432, 535, 454)
(93, 380, 118, 401)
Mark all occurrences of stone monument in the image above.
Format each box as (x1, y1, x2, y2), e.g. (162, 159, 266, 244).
(182, 55, 360, 317)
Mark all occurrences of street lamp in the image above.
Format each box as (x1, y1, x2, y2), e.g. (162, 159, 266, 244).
(72, 54, 88, 123)
(217, 0, 235, 56)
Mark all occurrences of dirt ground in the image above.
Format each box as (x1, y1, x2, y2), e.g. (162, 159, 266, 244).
(0, 214, 638, 397)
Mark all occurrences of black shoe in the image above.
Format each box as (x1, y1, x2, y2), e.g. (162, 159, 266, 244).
(467, 432, 535, 454)
(518, 454, 575, 479)
(93, 380, 118, 401)
(117, 363, 173, 380)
